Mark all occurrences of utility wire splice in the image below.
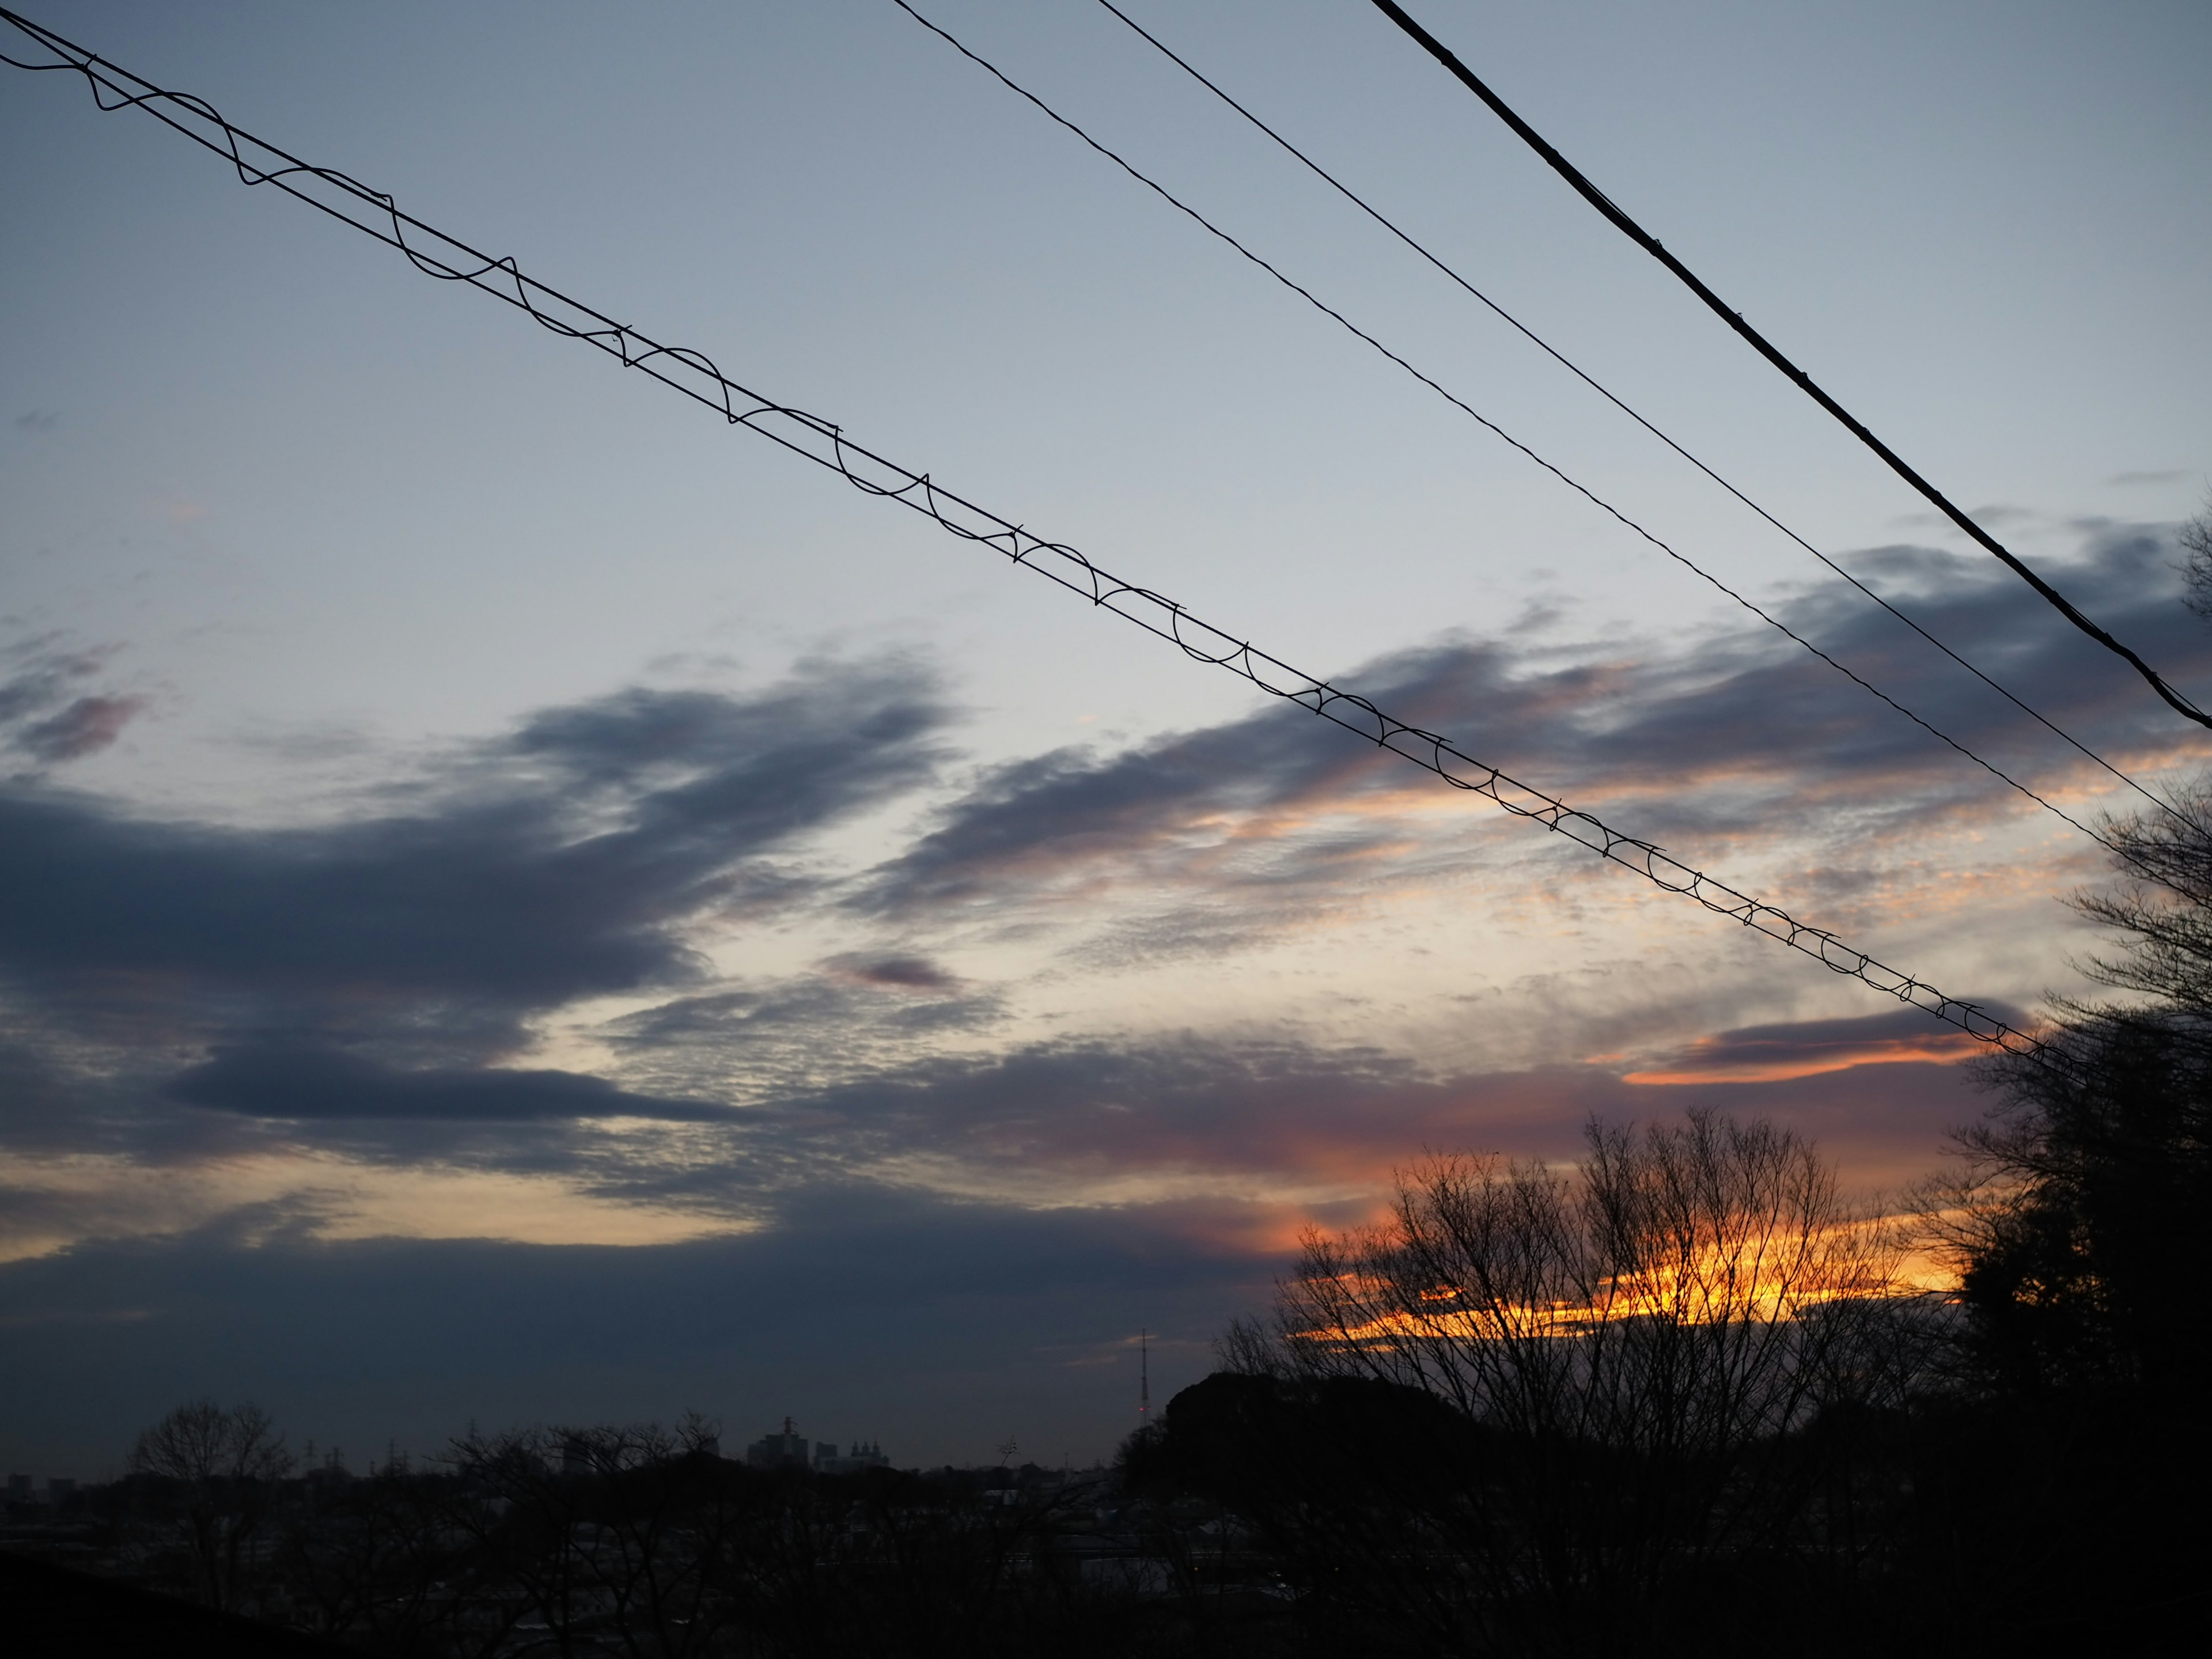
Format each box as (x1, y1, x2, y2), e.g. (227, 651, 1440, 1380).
(0, 6, 2070, 1072)
(1091, 0, 2184, 834)
(1366, 0, 2212, 732)
(884, 1, 2133, 863)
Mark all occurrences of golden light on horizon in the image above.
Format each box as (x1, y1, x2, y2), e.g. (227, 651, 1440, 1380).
(1291, 1221, 1913, 1351)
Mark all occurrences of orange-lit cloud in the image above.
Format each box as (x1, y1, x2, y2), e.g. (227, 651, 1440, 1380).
(1620, 1009, 2017, 1087)
(1626, 1039, 1982, 1085)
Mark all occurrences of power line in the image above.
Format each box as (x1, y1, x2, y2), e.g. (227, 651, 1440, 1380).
(884, 1, 2123, 858)
(1089, 0, 2184, 834)
(1366, 0, 2211, 733)
(0, 6, 2063, 1071)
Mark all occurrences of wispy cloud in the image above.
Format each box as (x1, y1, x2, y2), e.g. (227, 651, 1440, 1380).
(0, 639, 149, 768)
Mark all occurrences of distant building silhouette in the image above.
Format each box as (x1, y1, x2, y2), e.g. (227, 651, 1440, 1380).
(816, 1440, 891, 1475)
(744, 1421, 889, 1473)
(745, 1418, 810, 1470)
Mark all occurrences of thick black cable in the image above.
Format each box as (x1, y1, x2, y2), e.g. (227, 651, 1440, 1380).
(0, 6, 2065, 1072)
(1366, 0, 2210, 733)
(1092, 0, 2184, 834)
(887, 1, 2124, 859)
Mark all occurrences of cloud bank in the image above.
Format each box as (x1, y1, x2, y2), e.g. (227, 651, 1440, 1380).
(2, 525, 2203, 1469)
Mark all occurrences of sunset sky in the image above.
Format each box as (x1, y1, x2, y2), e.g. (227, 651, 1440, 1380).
(4, 0, 2210, 1476)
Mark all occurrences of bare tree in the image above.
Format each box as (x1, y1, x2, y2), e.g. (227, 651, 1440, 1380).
(127, 1398, 294, 1611)
(1903, 771, 2212, 1653)
(272, 1453, 532, 1657)
(1229, 1110, 1923, 1644)
(1927, 771, 2212, 1393)
(2178, 501, 2212, 624)
(445, 1416, 760, 1659)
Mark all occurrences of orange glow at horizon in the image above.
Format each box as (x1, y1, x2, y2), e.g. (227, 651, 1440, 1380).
(1293, 1238, 1896, 1349)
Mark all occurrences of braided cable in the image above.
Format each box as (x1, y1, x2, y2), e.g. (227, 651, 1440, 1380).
(0, 6, 2066, 1071)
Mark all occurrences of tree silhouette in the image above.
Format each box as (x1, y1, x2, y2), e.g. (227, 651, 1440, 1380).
(1933, 777, 2212, 1395)
(1906, 753, 2212, 1652)
(1169, 1110, 1925, 1652)
(126, 1399, 293, 1612)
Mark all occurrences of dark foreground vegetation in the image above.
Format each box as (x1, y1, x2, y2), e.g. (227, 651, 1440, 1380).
(12, 783, 2212, 1657)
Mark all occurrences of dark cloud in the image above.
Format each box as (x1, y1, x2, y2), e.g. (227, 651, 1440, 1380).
(497, 675, 944, 844)
(828, 953, 961, 991)
(167, 1046, 729, 1123)
(0, 660, 944, 1013)
(18, 695, 149, 762)
(851, 646, 1485, 919)
(856, 529, 2212, 927)
(770, 1037, 1460, 1182)
(0, 1035, 86, 1154)
(1622, 1007, 2024, 1084)
(0, 657, 952, 1153)
(0, 640, 144, 766)
(573, 1023, 1988, 1219)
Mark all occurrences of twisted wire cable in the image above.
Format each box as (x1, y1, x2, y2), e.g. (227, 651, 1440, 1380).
(1367, 0, 2212, 733)
(889, 0, 2132, 863)
(0, 7, 2065, 1071)
(1092, 0, 2185, 834)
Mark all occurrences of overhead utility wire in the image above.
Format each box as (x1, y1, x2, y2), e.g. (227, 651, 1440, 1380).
(1092, 0, 2181, 832)
(0, 7, 2060, 1071)
(1366, 0, 2212, 734)
(887, 1, 2118, 857)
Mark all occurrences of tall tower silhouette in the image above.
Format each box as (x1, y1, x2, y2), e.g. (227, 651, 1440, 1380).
(1139, 1328, 1150, 1421)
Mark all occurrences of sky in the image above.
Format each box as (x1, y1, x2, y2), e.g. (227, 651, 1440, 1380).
(3, 0, 2210, 1478)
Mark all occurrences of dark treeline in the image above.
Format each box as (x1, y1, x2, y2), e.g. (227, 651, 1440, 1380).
(35, 1417, 1187, 1657)
(17, 766, 2212, 1656)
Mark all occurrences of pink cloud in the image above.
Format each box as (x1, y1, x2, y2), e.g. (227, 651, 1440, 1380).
(21, 694, 149, 762)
